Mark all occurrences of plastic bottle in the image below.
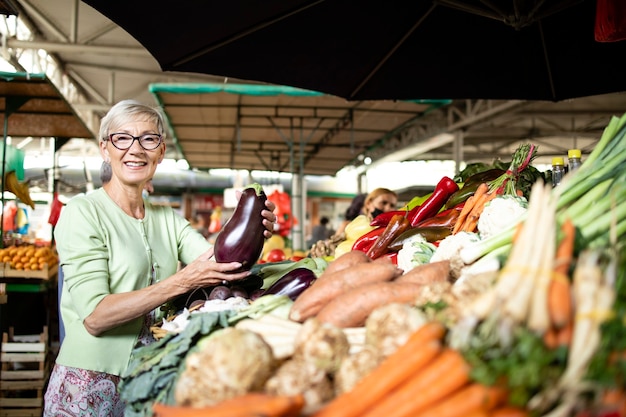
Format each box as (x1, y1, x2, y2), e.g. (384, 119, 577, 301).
(568, 149, 582, 172)
(552, 157, 565, 187)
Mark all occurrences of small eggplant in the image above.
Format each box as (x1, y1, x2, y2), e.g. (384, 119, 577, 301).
(263, 267, 316, 301)
(214, 183, 267, 271)
(229, 274, 264, 293)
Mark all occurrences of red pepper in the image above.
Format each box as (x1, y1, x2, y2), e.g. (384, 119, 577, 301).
(413, 203, 464, 229)
(352, 227, 385, 253)
(408, 177, 459, 227)
(370, 208, 411, 227)
(366, 213, 410, 260)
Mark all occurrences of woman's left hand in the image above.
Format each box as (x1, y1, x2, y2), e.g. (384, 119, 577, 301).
(262, 199, 276, 238)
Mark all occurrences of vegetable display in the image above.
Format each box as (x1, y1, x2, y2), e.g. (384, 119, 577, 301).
(214, 183, 268, 270)
(262, 267, 317, 301)
(120, 113, 626, 417)
(407, 176, 459, 227)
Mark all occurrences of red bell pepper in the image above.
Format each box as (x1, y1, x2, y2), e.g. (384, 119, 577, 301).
(408, 176, 459, 227)
(352, 227, 384, 253)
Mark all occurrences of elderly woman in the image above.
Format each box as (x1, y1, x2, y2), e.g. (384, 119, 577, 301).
(44, 100, 276, 416)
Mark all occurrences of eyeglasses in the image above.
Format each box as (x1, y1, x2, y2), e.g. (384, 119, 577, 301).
(107, 133, 163, 150)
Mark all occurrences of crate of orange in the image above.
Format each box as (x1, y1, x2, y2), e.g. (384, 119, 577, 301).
(0, 245, 59, 280)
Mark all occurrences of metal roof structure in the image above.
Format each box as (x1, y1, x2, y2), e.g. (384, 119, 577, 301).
(0, 0, 625, 182)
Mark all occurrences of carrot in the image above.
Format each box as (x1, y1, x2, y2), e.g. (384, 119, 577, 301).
(289, 260, 402, 322)
(412, 383, 508, 417)
(543, 326, 559, 349)
(321, 250, 370, 276)
(462, 410, 490, 417)
(394, 260, 450, 285)
(360, 348, 472, 417)
(556, 320, 573, 347)
(489, 406, 530, 417)
(511, 221, 524, 243)
(547, 218, 575, 329)
(316, 281, 425, 328)
(153, 393, 305, 417)
(312, 321, 445, 417)
(453, 182, 489, 234)
(461, 190, 497, 233)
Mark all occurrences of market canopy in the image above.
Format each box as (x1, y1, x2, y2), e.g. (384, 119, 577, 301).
(150, 83, 450, 176)
(0, 71, 94, 146)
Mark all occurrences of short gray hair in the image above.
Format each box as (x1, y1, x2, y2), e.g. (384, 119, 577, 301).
(99, 99, 167, 143)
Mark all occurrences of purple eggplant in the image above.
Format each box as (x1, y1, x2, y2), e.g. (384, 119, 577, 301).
(263, 267, 317, 301)
(214, 183, 267, 271)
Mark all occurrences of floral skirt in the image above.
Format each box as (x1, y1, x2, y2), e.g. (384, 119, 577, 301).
(43, 364, 125, 417)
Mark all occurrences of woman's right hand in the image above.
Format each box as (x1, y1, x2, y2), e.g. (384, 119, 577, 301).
(178, 247, 250, 289)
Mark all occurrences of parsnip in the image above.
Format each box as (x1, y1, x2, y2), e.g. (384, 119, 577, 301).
(527, 191, 557, 333)
(500, 182, 548, 322)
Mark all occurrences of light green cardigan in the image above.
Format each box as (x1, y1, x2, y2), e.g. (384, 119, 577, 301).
(54, 188, 211, 375)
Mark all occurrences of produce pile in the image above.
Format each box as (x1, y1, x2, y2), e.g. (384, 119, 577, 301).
(122, 114, 626, 417)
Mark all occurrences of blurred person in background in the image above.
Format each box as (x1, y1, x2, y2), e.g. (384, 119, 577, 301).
(333, 193, 366, 237)
(307, 216, 333, 248)
(44, 99, 276, 416)
(363, 187, 398, 221)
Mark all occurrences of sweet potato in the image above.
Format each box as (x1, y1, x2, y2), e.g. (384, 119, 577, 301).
(316, 282, 425, 328)
(321, 250, 370, 277)
(395, 260, 450, 285)
(289, 260, 402, 322)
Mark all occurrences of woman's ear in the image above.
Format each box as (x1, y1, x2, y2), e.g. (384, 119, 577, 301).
(100, 141, 109, 161)
(158, 143, 166, 163)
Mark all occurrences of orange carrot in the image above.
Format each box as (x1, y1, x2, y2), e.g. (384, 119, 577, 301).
(511, 222, 524, 243)
(452, 195, 474, 234)
(453, 182, 488, 234)
(394, 260, 450, 285)
(360, 348, 472, 417)
(556, 320, 573, 347)
(289, 260, 402, 322)
(543, 326, 559, 349)
(548, 218, 575, 329)
(463, 410, 491, 417)
(153, 393, 305, 417)
(312, 321, 445, 417)
(316, 281, 425, 328)
(489, 406, 530, 417)
(412, 383, 508, 417)
(462, 191, 497, 233)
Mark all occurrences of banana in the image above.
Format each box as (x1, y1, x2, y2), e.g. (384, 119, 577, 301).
(3, 170, 35, 209)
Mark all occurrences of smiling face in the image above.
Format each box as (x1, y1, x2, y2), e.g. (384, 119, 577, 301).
(100, 120, 165, 188)
(98, 100, 166, 191)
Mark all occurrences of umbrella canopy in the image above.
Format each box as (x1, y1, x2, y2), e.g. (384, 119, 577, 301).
(84, 0, 626, 102)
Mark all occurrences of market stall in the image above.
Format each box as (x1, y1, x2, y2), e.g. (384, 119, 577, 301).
(119, 113, 625, 417)
(0, 71, 92, 416)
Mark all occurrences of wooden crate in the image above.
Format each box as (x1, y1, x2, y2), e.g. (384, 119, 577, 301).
(0, 328, 48, 417)
(0, 264, 57, 281)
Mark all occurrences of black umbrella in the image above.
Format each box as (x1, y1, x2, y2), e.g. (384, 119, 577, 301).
(83, 0, 626, 101)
